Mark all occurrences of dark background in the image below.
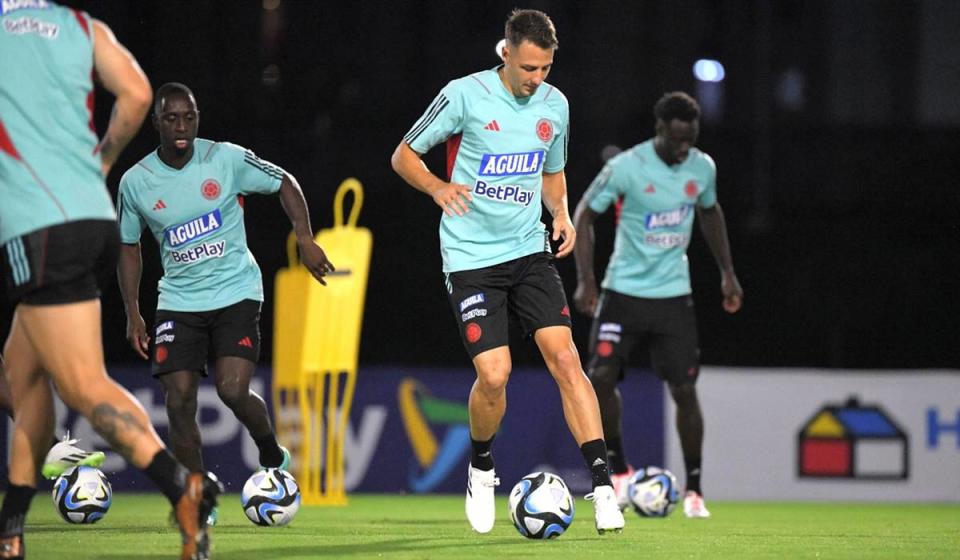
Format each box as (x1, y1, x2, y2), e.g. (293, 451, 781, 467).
(6, 0, 957, 370)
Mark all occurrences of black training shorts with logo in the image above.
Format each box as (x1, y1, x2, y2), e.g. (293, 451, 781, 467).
(445, 252, 573, 359)
(1, 219, 119, 306)
(587, 289, 701, 385)
(151, 299, 262, 376)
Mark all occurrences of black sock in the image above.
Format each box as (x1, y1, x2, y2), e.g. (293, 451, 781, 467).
(254, 434, 284, 468)
(143, 449, 189, 506)
(470, 436, 495, 471)
(0, 483, 36, 538)
(580, 439, 613, 488)
(605, 436, 630, 474)
(684, 454, 702, 495)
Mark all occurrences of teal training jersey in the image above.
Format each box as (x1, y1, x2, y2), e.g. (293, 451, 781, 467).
(404, 66, 569, 273)
(583, 139, 717, 298)
(118, 139, 283, 311)
(0, 1, 114, 246)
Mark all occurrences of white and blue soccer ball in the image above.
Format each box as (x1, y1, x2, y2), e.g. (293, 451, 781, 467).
(51, 466, 112, 524)
(626, 465, 680, 518)
(241, 468, 301, 527)
(508, 472, 574, 539)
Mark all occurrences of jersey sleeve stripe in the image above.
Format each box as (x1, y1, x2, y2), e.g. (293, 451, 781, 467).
(403, 95, 445, 142)
(403, 95, 450, 144)
(243, 152, 284, 180)
(117, 190, 128, 227)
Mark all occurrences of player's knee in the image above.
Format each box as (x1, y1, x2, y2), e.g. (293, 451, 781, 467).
(216, 382, 247, 410)
(475, 367, 510, 396)
(668, 382, 698, 409)
(546, 347, 580, 376)
(164, 386, 198, 416)
(590, 367, 619, 397)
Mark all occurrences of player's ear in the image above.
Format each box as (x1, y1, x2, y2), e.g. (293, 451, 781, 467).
(654, 118, 665, 137)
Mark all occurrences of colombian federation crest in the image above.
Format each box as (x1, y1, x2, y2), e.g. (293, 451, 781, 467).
(685, 180, 699, 198)
(536, 118, 554, 142)
(201, 179, 221, 200)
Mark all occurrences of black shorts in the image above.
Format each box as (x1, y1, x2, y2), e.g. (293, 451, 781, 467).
(152, 299, 262, 376)
(587, 290, 700, 385)
(445, 252, 572, 359)
(1, 220, 119, 306)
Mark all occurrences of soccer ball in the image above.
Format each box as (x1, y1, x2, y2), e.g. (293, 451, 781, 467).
(626, 466, 680, 518)
(507, 472, 574, 539)
(51, 466, 112, 524)
(241, 468, 301, 526)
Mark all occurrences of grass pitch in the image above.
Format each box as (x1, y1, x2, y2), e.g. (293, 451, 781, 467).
(18, 493, 960, 559)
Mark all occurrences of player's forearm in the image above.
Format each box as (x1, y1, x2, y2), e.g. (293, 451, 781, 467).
(541, 171, 570, 219)
(117, 243, 144, 315)
(278, 173, 315, 243)
(98, 97, 150, 168)
(573, 203, 598, 283)
(698, 204, 736, 273)
(391, 141, 446, 196)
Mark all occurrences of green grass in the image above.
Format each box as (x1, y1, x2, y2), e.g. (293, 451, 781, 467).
(17, 493, 960, 559)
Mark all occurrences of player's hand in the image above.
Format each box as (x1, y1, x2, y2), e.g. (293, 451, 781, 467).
(299, 237, 335, 286)
(126, 313, 150, 360)
(552, 215, 576, 258)
(573, 281, 599, 316)
(721, 270, 743, 313)
(432, 182, 473, 217)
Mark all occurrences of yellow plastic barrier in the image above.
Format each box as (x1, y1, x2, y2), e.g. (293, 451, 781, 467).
(273, 178, 371, 505)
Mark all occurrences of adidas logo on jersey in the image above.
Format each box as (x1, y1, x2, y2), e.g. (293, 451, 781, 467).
(153, 199, 167, 210)
(483, 120, 501, 131)
(238, 336, 253, 348)
(644, 184, 656, 194)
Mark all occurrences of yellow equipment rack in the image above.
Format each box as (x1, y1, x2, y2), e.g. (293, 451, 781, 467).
(273, 178, 371, 505)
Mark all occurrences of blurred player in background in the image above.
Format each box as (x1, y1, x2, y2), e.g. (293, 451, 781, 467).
(0, 4, 221, 559)
(573, 92, 743, 518)
(116, 83, 334, 524)
(392, 9, 624, 535)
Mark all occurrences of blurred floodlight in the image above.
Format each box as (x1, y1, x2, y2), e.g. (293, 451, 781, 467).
(693, 59, 725, 83)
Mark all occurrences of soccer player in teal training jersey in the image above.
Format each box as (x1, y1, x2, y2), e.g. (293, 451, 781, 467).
(116, 83, 333, 526)
(391, 9, 624, 535)
(0, 4, 221, 559)
(573, 92, 743, 519)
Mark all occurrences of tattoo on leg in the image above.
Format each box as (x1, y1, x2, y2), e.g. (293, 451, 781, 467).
(90, 403, 147, 460)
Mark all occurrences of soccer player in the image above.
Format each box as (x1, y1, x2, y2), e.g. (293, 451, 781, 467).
(0, 4, 221, 560)
(116, 83, 333, 524)
(573, 92, 743, 518)
(391, 9, 625, 535)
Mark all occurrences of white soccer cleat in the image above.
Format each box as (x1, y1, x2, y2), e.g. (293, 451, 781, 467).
(465, 465, 499, 533)
(587, 485, 625, 534)
(610, 467, 635, 511)
(42, 434, 106, 480)
(683, 491, 711, 518)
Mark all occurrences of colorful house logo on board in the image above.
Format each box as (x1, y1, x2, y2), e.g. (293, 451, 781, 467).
(797, 397, 908, 480)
